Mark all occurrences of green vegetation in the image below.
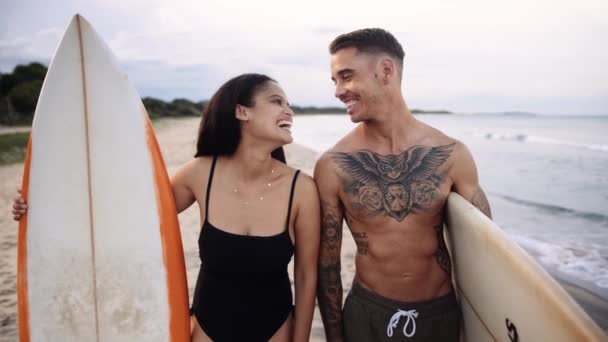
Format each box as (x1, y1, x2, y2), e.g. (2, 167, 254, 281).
(0, 61, 453, 164)
(291, 105, 346, 114)
(0, 132, 29, 165)
(411, 109, 452, 114)
(1, 63, 47, 125)
(0, 63, 206, 125)
(291, 108, 454, 115)
(1, 61, 453, 126)
(143, 97, 205, 119)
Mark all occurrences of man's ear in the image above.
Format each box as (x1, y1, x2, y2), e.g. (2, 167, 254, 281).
(235, 104, 249, 122)
(381, 58, 395, 85)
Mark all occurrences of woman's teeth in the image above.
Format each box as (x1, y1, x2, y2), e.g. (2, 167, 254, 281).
(277, 120, 292, 131)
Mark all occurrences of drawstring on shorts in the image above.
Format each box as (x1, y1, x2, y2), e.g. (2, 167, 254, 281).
(387, 309, 418, 338)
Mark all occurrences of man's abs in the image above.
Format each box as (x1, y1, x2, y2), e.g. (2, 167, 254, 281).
(348, 220, 453, 302)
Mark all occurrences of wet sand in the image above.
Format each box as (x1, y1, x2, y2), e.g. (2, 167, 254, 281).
(0, 117, 605, 341)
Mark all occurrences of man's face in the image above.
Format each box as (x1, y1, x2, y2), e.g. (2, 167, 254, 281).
(330, 47, 383, 123)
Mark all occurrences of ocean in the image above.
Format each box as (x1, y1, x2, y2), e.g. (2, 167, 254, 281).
(291, 113, 608, 299)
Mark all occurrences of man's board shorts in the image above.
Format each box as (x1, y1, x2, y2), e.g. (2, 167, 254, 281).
(343, 280, 461, 341)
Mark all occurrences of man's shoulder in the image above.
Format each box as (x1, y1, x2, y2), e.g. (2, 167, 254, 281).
(331, 126, 362, 151)
(414, 125, 477, 176)
(414, 121, 454, 144)
(315, 128, 360, 164)
(314, 149, 338, 174)
(313, 135, 361, 186)
(413, 123, 469, 154)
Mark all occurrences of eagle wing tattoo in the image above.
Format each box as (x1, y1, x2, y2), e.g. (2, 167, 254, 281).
(330, 150, 382, 186)
(331, 143, 455, 221)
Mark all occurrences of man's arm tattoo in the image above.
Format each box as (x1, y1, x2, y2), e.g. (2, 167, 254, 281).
(318, 263, 343, 340)
(434, 222, 452, 274)
(352, 232, 368, 255)
(471, 187, 492, 219)
(321, 204, 342, 254)
(317, 202, 344, 341)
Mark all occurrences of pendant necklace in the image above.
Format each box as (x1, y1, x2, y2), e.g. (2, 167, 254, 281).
(232, 169, 275, 206)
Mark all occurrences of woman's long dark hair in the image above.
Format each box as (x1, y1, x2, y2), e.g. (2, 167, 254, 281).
(195, 73, 286, 163)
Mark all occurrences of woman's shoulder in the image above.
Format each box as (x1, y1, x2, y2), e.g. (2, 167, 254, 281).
(172, 156, 214, 183)
(271, 161, 316, 198)
(278, 163, 313, 186)
(289, 169, 317, 201)
(192, 155, 214, 167)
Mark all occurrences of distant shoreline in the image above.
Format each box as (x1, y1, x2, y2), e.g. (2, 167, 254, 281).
(294, 109, 454, 115)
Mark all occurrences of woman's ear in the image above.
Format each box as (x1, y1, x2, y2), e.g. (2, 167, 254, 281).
(235, 104, 249, 122)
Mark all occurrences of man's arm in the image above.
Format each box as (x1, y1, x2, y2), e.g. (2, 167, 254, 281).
(314, 153, 345, 342)
(451, 142, 492, 218)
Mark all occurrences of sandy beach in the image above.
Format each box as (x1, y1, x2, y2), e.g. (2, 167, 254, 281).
(0, 117, 606, 341)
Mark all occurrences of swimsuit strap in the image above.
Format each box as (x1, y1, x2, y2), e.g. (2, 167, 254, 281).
(204, 156, 218, 221)
(285, 170, 301, 229)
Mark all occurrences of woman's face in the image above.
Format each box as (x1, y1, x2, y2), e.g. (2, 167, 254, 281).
(241, 81, 294, 145)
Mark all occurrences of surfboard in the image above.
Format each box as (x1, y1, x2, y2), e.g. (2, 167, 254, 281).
(17, 14, 190, 341)
(444, 192, 605, 341)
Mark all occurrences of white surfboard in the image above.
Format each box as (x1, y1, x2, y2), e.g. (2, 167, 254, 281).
(17, 15, 190, 341)
(445, 192, 605, 341)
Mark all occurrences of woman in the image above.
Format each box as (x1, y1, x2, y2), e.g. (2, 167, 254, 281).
(12, 73, 320, 342)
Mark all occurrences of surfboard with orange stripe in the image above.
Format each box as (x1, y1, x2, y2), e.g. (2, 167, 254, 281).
(17, 14, 190, 341)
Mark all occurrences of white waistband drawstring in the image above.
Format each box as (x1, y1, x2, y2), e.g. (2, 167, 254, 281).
(387, 309, 418, 338)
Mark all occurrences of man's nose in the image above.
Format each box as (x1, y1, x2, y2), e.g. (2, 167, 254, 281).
(334, 83, 346, 99)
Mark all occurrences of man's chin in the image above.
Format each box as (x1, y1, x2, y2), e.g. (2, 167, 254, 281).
(349, 112, 365, 123)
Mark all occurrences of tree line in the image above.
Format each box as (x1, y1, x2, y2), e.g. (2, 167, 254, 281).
(1, 62, 449, 126)
(0, 63, 46, 125)
(0, 62, 349, 126)
(0, 63, 208, 125)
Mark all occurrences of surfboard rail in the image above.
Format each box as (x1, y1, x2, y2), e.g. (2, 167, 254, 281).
(17, 14, 190, 342)
(445, 192, 605, 341)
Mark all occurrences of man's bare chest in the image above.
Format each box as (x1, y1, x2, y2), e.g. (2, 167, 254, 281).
(331, 143, 455, 222)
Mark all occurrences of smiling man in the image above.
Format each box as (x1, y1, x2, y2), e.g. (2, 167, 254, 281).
(314, 28, 492, 342)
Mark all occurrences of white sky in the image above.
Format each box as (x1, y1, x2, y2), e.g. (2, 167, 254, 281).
(1, 0, 607, 114)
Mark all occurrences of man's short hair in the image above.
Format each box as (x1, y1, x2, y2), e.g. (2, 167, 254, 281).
(329, 28, 405, 67)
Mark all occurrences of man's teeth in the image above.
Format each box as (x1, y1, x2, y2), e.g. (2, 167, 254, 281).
(346, 100, 358, 110)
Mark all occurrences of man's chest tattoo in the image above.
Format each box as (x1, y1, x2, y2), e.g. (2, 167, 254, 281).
(331, 143, 455, 221)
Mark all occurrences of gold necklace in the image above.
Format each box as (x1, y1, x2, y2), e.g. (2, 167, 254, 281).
(232, 169, 275, 206)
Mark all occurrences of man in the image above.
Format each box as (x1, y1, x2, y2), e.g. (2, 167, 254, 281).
(315, 28, 492, 342)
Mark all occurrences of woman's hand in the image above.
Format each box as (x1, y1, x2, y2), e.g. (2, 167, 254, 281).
(12, 189, 28, 221)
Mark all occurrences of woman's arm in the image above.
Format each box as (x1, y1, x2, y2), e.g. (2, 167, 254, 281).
(292, 174, 321, 342)
(12, 160, 199, 220)
(170, 160, 197, 214)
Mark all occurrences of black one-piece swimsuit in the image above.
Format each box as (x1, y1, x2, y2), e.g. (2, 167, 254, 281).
(191, 156, 299, 341)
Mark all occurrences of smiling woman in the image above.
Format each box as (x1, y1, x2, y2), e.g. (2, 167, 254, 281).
(163, 73, 320, 342)
(9, 15, 321, 340)
(11, 72, 321, 342)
